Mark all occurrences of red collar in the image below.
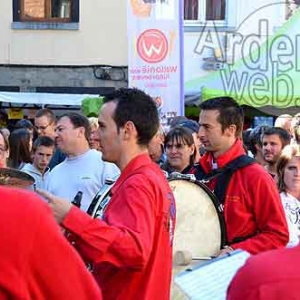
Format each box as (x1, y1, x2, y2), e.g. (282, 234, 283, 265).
(111, 153, 152, 194)
(200, 139, 246, 173)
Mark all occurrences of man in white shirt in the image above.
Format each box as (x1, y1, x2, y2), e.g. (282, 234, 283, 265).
(45, 112, 119, 212)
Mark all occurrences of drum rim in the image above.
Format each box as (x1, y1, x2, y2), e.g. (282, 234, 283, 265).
(168, 177, 227, 248)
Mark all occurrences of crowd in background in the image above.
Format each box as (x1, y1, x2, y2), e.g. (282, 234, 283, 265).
(1, 91, 300, 299)
(1, 109, 300, 248)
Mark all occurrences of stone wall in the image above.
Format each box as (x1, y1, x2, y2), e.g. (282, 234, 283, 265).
(0, 65, 128, 93)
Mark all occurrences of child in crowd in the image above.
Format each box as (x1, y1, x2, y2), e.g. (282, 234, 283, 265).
(21, 136, 55, 190)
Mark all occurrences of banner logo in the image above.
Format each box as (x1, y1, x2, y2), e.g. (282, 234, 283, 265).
(137, 29, 168, 63)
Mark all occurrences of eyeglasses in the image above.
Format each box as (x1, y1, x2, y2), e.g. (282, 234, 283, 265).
(35, 124, 50, 131)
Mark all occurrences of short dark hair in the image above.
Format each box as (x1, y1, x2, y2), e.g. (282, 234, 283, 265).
(58, 112, 91, 142)
(178, 120, 200, 134)
(104, 88, 159, 146)
(169, 116, 188, 129)
(32, 136, 55, 153)
(262, 127, 291, 148)
(35, 108, 56, 124)
(199, 97, 244, 138)
(249, 125, 271, 155)
(15, 119, 34, 131)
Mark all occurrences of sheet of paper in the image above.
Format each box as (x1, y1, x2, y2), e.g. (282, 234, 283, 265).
(174, 250, 250, 300)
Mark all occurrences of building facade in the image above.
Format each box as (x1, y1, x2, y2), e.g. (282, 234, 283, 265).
(0, 0, 298, 110)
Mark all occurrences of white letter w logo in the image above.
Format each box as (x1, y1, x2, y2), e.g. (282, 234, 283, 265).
(142, 40, 162, 57)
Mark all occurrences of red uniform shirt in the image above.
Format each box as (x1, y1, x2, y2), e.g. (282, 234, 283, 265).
(63, 154, 176, 300)
(0, 186, 102, 300)
(227, 245, 300, 300)
(196, 139, 288, 254)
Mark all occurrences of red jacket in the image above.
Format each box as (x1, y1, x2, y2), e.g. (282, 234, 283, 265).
(227, 245, 300, 300)
(63, 154, 176, 300)
(0, 187, 102, 300)
(196, 139, 288, 254)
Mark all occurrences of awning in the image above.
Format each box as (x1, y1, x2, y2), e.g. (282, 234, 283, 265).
(0, 92, 96, 106)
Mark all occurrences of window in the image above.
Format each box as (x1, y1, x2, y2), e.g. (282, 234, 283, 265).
(206, 0, 225, 20)
(13, 0, 79, 22)
(184, 0, 226, 22)
(184, 0, 198, 20)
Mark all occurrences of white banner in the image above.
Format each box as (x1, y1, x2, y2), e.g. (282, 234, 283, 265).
(127, 0, 184, 130)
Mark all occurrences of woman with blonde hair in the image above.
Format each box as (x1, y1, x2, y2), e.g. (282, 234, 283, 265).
(88, 117, 101, 151)
(277, 144, 300, 247)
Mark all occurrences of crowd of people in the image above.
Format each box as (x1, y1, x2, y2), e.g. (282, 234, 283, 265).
(0, 89, 300, 299)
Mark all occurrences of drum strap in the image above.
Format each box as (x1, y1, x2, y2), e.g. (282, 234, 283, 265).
(193, 155, 256, 245)
(194, 155, 255, 203)
(213, 155, 256, 206)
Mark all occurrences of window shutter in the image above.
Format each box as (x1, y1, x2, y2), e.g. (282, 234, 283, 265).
(71, 0, 80, 23)
(12, 0, 21, 22)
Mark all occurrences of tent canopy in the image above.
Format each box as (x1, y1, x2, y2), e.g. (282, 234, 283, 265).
(0, 92, 96, 107)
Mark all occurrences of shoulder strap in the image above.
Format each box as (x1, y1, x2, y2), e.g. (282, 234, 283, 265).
(192, 155, 255, 182)
(192, 155, 255, 246)
(214, 155, 256, 205)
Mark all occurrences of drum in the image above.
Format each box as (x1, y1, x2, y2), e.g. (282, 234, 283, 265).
(0, 168, 35, 189)
(87, 178, 116, 218)
(169, 175, 226, 300)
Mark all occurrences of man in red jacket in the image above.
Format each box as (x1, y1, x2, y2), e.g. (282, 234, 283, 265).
(39, 88, 176, 300)
(0, 186, 102, 300)
(192, 96, 288, 255)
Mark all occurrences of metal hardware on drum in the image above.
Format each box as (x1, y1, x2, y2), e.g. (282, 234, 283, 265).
(87, 176, 117, 218)
(105, 178, 115, 185)
(168, 172, 196, 182)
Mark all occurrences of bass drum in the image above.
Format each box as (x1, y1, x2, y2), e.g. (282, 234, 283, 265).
(168, 176, 226, 300)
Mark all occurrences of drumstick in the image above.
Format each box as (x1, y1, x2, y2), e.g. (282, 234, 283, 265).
(174, 250, 215, 266)
(192, 256, 215, 261)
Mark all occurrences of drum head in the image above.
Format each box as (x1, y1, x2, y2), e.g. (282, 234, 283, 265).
(0, 168, 35, 188)
(170, 179, 223, 258)
(169, 178, 225, 300)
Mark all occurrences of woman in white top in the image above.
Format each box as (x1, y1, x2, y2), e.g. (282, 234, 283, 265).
(277, 144, 300, 247)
